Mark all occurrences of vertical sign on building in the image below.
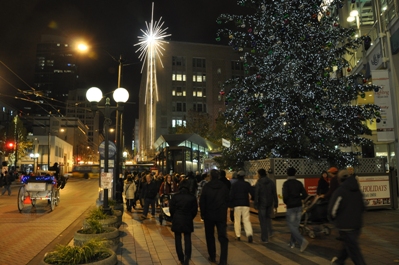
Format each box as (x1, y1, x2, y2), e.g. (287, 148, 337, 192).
(372, 70, 394, 141)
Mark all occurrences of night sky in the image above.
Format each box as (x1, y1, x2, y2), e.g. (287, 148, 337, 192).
(0, 0, 244, 145)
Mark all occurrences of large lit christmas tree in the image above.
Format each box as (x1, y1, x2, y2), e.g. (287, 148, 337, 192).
(216, 0, 381, 168)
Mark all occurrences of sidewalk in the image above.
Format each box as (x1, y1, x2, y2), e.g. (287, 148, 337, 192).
(113, 205, 399, 265)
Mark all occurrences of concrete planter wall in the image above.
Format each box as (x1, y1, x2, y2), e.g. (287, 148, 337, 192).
(40, 249, 117, 265)
(74, 227, 120, 252)
(112, 210, 122, 228)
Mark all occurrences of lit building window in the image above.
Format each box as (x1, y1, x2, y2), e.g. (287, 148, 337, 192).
(172, 71, 187, 81)
(172, 119, 187, 127)
(193, 73, 206, 82)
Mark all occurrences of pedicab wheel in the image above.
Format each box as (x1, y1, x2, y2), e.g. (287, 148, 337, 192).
(323, 225, 331, 235)
(31, 199, 36, 206)
(17, 186, 25, 212)
(159, 214, 163, 225)
(308, 230, 316, 239)
(54, 188, 60, 206)
(50, 186, 56, 211)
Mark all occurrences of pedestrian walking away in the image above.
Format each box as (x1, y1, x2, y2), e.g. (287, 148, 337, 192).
(124, 175, 136, 212)
(328, 169, 367, 265)
(200, 169, 229, 265)
(282, 167, 309, 252)
(322, 167, 339, 201)
(229, 170, 254, 243)
(254, 168, 278, 243)
(170, 179, 198, 265)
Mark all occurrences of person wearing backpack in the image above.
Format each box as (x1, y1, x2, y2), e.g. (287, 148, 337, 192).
(254, 168, 278, 243)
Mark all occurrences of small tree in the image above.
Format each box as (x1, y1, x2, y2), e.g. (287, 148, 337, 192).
(215, 0, 381, 168)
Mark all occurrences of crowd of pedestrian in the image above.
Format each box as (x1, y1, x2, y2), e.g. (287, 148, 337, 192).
(120, 164, 366, 265)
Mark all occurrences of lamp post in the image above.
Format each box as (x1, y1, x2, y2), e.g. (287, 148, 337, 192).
(77, 43, 132, 202)
(29, 153, 39, 174)
(86, 86, 129, 213)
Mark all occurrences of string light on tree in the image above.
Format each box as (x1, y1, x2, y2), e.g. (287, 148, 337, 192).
(215, 0, 381, 168)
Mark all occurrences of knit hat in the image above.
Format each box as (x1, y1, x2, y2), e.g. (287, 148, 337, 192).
(287, 167, 297, 176)
(328, 167, 338, 174)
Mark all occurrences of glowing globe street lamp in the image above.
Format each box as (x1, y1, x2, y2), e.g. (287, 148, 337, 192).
(29, 153, 39, 174)
(86, 87, 129, 213)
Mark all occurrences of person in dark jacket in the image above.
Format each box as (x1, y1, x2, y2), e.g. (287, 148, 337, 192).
(282, 167, 309, 252)
(328, 169, 366, 265)
(200, 169, 229, 265)
(185, 171, 198, 196)
(170, 180, 198, 265)
(254, 168, 278, 243)
(140, 174, 158, 220)
(230, 170, 254, 243)
(1, 171, 12, 196)
(322, 167, 339, 200)
(219, 170, 231, 190)
(317, 170, 329, 196)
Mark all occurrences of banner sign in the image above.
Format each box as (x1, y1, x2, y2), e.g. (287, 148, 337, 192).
(101, 172, 113, 189)
(276, 175, 391, 213)
(372, 70, 394, 142)
(358, 175, 391, 207)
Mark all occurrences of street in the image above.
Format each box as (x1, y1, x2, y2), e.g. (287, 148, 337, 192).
(0, 177, 99, 265)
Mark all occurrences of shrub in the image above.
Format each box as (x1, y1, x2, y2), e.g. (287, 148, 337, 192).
(81, 219, 106, 234)
(44, 239, 111, 264)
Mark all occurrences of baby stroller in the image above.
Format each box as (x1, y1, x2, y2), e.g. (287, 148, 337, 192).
(299, 195, 331, 238)
(159, 193, 174, 225)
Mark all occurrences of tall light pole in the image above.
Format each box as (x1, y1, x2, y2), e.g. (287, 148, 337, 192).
(86, 87, 129, 213)
(77, 42, 131, 202)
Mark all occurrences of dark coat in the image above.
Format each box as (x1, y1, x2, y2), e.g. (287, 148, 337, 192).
(229, 178, 253, 207)
(317, 176, 330, 195)
(282, 177, 308, 208)
(170, 187, 198, 233)
(219, 176, 231, 190)
(200, 179, 229, 222)
(186, 175, 198, 196)
(328, 176, 365, 230)
(254, 176, 278, 209)
(140, 180, 158, 199)
(323, 175, 339, 200)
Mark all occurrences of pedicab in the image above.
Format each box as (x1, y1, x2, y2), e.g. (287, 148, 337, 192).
(17, 171, 60, 212)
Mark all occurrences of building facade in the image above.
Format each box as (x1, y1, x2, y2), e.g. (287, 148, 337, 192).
(33, 35, 80, 116)
(22, 116, 89, 165)
(66, 88, 101, 161)
(138, 41, 241, 160)
(341, 0, 399, 169)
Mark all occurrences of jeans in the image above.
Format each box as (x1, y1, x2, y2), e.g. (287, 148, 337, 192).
(234, 206, 253, 237)
(1, 184, 11, 196)
(175, 232, 192, 264)
(286, 206, 304, 246)
(204, 219, 228, 264)
(334, 229, 366, 265)
(143, 197, 156, 217)
(258, 206, 273, 242)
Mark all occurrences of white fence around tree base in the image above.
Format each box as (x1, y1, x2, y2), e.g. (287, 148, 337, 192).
(243, 157, 398, 211)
